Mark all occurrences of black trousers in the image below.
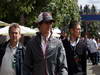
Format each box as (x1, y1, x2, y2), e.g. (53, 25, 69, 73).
(90, 52, 98, 65)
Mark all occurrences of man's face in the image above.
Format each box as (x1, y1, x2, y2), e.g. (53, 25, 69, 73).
(40, 21, 53, 34)
(9, 27, 21, 43)
(71, 24, 81, 38)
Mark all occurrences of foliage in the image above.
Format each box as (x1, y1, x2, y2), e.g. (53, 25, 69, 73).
(0, 0, 80, 29)
(42, 0, 80, 28)
(91, 5, 96, 14)
(0, 0, 50, 25)
(80, 4, 100, 37)
(83, 5, 90, 14)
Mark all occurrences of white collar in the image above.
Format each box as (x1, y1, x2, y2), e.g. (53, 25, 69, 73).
(8, 42, 19, 49)
(41, 31, 51, 42)
(68, 37, 80, 46)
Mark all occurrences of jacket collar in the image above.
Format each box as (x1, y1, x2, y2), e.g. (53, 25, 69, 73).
(35, 32, 53, 57)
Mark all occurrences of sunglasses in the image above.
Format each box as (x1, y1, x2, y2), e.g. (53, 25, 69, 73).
(44, 21, 53, 24)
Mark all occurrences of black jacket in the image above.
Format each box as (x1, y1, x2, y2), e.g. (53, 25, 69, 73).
(0, 41, 25, 75)
(62, 38, 88, 75)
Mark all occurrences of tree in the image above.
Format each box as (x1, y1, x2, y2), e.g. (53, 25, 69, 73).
(81, 5, 100, 37)
(83, 5, 90, 14)
(91, 4, 96, 14)
(79, 5, 83, 14)
(43, 0, 80, 28)
(0, 0, 80, 28)
(0, 0, 51, 26)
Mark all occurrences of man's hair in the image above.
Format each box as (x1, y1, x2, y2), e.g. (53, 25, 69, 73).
(69, 20, 80, 29)
(9, 23, 21, 33)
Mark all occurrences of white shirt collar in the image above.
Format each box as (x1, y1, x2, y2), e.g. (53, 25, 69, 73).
(68, 37, 80, 47)
(41, 31, 51, 42)
(8, 42, 19, 49)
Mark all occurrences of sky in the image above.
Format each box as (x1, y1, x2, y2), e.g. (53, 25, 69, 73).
(78, 0, 100, 10)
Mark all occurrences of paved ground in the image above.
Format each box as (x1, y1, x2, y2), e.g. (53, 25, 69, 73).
(87, 61, 100, 75)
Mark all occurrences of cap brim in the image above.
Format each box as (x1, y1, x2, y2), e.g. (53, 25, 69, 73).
(41, 20, 55, 23)
(37, 20, 55, 24)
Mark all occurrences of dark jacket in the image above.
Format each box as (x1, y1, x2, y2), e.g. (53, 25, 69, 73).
(0, 41, 25, 75)
(62, 38, 88, 75)
(23, 32, 68, 75)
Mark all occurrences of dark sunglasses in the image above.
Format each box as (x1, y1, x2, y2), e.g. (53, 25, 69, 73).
(44, 21, 53, 24)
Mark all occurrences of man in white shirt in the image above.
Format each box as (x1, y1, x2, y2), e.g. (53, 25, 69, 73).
(87, 36, 98, 65)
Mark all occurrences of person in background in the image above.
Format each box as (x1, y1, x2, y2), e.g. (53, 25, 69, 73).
(23, 12, 68, 75)
(62, 20, 88, 75)
(0, 23, 25, 75)
(23, 36, 32, 46)
(0, 35, 8, 44)
(87, 35, 98, 65)
(97, 38, 100, 50)
(60, 31, 67, 40)
(96, 38, 100, 63)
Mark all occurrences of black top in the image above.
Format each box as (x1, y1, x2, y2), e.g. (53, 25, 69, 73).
(62, 38, 88, 75)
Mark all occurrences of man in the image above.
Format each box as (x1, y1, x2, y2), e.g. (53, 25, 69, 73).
(62, 21, 88, 75)
(87, 35, 98, 65)
(0, 23, 25, 75)
(23, 12, 68, 75)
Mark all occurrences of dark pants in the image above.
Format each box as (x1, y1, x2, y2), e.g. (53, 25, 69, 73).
(90, 52, 98, 65)
(97, 52, 100, 63)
